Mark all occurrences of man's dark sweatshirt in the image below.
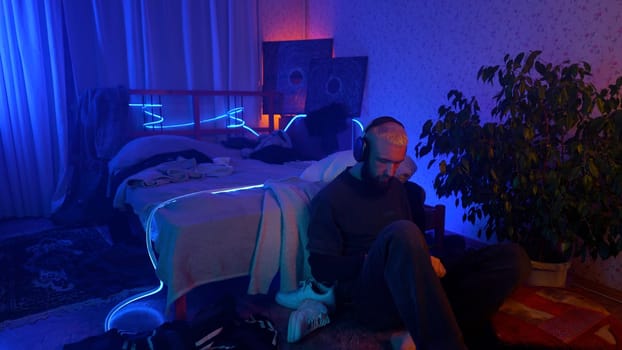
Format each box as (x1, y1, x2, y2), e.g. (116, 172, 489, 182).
(306, 168, 413, 302)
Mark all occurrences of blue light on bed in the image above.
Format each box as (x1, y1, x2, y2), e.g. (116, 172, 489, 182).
(128, 103, 163, 108)
(104, 183, 264, 331)
(210, 184, 264, 194)
(283, 114, 308, 132)
(104, 281, 164, 331)
(282, 113, 364, 134)
(130, 104, 260, 136)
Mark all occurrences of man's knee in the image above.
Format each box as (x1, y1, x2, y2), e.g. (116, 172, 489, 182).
(383, 220, 428, 251)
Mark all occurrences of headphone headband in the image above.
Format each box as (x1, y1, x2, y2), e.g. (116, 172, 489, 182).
(364, 116, 404, 133)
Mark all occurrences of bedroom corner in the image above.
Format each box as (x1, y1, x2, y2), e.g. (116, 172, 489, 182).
(1, 0, 621, 349)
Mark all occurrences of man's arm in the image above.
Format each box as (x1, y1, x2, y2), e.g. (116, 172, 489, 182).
(306, 194, 364, 286)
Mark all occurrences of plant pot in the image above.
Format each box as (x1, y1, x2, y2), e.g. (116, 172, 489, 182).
(527, 260, 571, 288)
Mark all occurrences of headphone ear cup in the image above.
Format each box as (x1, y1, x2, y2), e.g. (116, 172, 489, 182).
(353, 136, 367, 162)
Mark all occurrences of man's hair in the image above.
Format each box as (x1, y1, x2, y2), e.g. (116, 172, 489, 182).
(368, 121, 408, 147)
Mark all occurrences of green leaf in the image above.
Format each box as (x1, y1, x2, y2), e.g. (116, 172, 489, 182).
(535, 61, 547, 76)
(522, 50, 541, 74)
(427, 159, 436, 169)
(439, 160, 447, 174)
(596, 97, 605, 113)
(588, 159, 599, 177)
(515, 52, 525, 66)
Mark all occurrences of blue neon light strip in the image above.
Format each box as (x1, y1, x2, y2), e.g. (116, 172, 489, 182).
(283, 114, 364, 134)
(210, 184, 264, 194)
(283, 114, 307, 132)
(104, 183, 264, 331)
(130, 104, 259, 136)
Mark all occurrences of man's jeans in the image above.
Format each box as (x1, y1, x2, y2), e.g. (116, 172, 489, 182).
(352, 220, 530, 350)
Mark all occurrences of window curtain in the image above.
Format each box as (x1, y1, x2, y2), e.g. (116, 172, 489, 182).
(0, 1, 70, 219)
(62, 0, 260, 92)
(0, 0, 260, 219)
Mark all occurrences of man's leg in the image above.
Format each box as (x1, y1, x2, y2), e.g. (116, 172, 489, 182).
(353, 220, 466, 350)
(441, 243, 531, 347)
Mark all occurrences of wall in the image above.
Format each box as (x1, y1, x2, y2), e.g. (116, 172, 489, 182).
(258, 0, 307, 41)
(304, 0, 622, 235)
(299, 0, 622, 290)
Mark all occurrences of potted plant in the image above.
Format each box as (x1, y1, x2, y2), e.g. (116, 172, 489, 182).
(415, 51, 622, 286)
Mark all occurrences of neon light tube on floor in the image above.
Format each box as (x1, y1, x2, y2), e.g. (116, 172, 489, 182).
(104, 183, 263, 331)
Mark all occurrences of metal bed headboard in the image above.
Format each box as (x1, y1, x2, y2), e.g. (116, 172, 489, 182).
(127, 89, 281, 139)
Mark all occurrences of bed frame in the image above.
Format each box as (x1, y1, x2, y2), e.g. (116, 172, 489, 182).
(128, 89, 282, 138)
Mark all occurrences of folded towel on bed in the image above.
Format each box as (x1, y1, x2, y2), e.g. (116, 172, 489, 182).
(248, 178, 324, 295)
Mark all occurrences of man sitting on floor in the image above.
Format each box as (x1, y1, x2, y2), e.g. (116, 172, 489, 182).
(278, 116, 531, 349)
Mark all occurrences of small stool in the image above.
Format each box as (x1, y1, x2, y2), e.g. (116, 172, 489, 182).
(493, 286, 622, 349)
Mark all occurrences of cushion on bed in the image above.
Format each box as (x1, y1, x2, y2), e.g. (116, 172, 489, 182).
(109, 135, 239, 175)
(300, 150, 356, 183)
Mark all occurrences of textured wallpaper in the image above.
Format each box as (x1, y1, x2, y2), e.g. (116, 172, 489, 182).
(570, 255, 622, 292)
(299, 0, 622, 290)
(258, 0, 621, 291)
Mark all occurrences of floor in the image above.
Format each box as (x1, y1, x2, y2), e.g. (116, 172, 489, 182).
(1, 218, 621, 350)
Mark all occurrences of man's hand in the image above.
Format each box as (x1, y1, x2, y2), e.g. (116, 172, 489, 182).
(430, 256, 446, 278)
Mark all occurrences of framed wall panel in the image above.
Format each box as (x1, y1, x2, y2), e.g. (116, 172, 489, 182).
(262, 39, 333, 114)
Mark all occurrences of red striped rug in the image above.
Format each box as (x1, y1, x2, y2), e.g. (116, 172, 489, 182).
(493, 286, 622, 349)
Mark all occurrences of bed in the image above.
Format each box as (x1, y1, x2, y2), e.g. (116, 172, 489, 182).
(106, 89, 360, 316)
(108, 89, 446, 320)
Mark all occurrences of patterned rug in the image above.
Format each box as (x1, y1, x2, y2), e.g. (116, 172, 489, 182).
(0, 226, 158, 322)
(493, 286, 622, 349)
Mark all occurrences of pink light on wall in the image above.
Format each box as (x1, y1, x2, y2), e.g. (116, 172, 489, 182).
(258, 0, 333, 42)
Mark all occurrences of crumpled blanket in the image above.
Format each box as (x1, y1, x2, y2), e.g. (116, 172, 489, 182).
(113, 157, 233, 209)
(247, 178, 324, 294)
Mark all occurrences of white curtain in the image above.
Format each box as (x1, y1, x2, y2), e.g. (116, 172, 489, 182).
(0, 0, 259, 219)
(0, 1, 69, 219)
(63, 0, 260, 92)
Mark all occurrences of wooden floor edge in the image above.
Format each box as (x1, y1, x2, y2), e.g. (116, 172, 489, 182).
(568, 272, 622, 304)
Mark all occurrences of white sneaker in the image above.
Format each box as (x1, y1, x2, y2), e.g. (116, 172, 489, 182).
(287, 299, 331, 343)
(275, 280, 336, 310)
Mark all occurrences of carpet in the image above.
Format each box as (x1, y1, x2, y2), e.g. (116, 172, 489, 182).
(493, 286, 622, 349)
(0, 226, 159, 322)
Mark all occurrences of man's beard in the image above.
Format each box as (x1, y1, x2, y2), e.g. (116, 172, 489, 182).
(361, 161, 391, 193)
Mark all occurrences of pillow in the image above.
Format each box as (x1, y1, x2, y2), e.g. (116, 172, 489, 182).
(300, 150, 356, 183)
(395, 155, 417, 183)
(108, 135, 238, 175)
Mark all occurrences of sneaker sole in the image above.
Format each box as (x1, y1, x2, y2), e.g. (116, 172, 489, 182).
(287, 309, 331, 343)
(287, 310, 303, 343)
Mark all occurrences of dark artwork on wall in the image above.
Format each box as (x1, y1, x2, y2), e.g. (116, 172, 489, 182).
(305, 56, 368, 117)
(262, 39, 333, 114)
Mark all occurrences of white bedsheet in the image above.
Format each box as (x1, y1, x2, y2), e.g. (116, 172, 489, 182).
(115, 157, 310, 227)
(114, 157, 315, 308)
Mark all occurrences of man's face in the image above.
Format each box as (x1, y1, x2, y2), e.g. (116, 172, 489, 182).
(362, 138, 406, 190)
